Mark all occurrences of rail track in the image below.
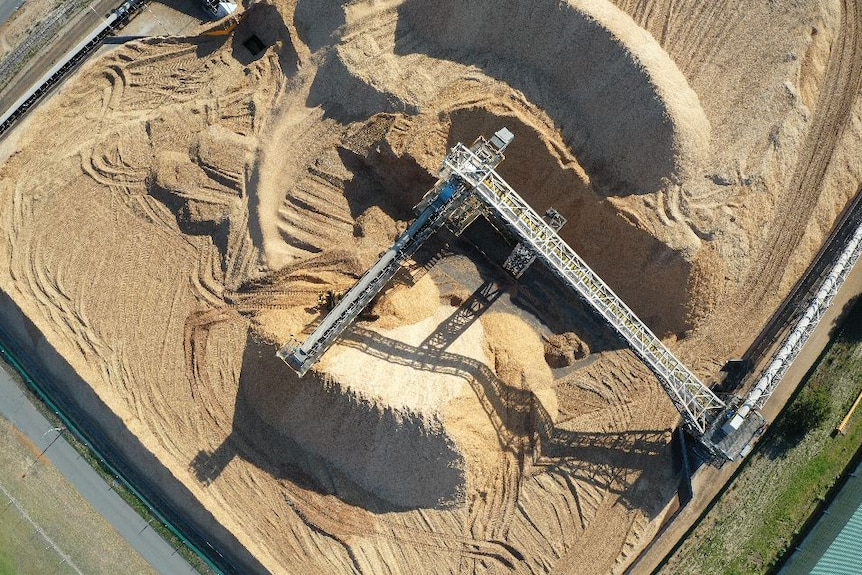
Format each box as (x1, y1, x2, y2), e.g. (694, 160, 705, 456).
(0, 0, 148, 137)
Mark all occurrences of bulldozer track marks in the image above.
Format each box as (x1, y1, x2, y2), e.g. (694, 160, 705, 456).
(283, 487, 525, 573)
(741, 0, 862, 311)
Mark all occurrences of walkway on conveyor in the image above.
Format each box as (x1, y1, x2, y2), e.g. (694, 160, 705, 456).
(278, 178, 471, 376)
(280, 131, 743, 458)
(442, 142, 727, 436)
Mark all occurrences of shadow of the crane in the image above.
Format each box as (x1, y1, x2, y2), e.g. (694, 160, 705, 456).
(342, 323, 533, 451)
(533, 428, 672, 500)
(420, 279, 505, 350)
(343, 323, 675, 513)
(189, 436, 237, 487)
(188, 275, 676, 515)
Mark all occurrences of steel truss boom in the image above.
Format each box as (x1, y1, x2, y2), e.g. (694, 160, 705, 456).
(280, 130, 727, 440)
(443, 142, 727, 435)
(278, 179, 469, 375)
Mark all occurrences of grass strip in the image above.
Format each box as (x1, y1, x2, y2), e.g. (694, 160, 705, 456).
(660, 297, 862, 574)
(0, 351, 218, 575)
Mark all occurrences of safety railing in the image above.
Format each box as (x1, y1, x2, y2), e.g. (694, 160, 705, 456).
(445, 143, 726, 434)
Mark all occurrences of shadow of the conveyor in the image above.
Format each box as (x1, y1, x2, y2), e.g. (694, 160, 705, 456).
(534, 428, 672, 498)
(191, 168, 673, 515)
(446, 216, 621, 353)
(420, 279, 505, 350)
(0, 291, 266, 575)
(338, 324, 677, 515)
(189, 260, 673, 515)
(192, 326, 466, 512)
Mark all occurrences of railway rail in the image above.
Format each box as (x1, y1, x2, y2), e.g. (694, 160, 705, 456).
(0, 0, 148, 137)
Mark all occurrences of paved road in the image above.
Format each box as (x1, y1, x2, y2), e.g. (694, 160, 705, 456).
(0, 0, 27, 29)
(0, 364, 197, 575)
(0, 0, 121, 117)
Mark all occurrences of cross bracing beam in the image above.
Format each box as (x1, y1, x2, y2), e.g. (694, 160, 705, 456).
(278, 130, 513, 378)
(443, 142, 727, 435)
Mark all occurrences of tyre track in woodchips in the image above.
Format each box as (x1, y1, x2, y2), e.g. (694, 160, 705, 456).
(740, 0, 862, 312)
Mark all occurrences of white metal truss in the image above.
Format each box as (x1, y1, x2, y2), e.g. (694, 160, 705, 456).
(444, 143, 727, 434)
(503, 208, 567, 278)
(278, 135, 510, 378)
(278, 180, 469, 376)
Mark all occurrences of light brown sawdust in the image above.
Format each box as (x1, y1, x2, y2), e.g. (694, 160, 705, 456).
(480, 312, 558, 421)
(372, 273, 440, 329)
(0, 0, 859, 574)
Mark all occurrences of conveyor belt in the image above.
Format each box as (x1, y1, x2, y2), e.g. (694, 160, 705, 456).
(279, 131, 729, 445)
(278, 179, 469, 376)
(443, 142, 727, 435)
(279, 130, 512, 377)
(0, 0, 147, 137)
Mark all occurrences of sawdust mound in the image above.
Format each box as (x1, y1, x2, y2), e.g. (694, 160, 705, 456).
(481, 311, 558, 421)
(481, 313, 552, 391)
(425, 107, 710, 336)
(283, 0, 717, 335)
(3, 0, 850, 573)
(372, 274, 440, 329)
(397, 0, 711, 194)
(238, 332, 466, 510)
(308, 47, 420, 122)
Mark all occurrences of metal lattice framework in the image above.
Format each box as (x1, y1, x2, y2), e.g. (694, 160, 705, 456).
(279, 133, 729, 437)
(503, 208, 567, 278)
(444, 142, 727, 434)
(278, 181, 470, 375)
(278, 135, 509, 377)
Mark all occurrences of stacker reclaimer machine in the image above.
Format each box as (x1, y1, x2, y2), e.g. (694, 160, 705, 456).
(279, 129, 766, 463)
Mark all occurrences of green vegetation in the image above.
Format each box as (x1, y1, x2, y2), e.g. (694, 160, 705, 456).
(0, 415, 156, 575)
(0, 552, 14, 575)
(0, 515, 74, 575)
(0, 358, 216, 575)
(0, 526, 50, 575)
(662, 297, 862, 574)
(770, 377, 832, 452)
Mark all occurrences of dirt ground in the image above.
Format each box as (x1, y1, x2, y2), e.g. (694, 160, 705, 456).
(120, 0, 211, 37)
(0, 0, 861, 573)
